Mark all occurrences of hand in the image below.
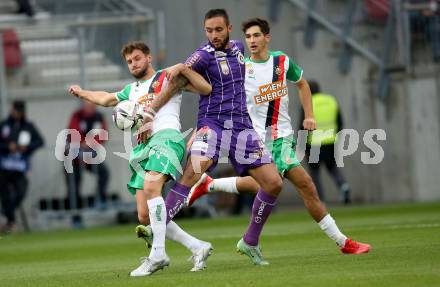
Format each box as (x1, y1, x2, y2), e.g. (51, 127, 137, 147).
(186, 129, 196, 153)
(68, 85, 82, 97)
(303, 117, 316, 131)
(135, 107, 155, 143)
(165, 63, 185, 82)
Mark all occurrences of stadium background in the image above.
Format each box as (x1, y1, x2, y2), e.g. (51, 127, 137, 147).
(0, 0, 439, 231)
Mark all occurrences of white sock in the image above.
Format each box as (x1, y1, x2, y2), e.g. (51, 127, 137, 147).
(209, 177, 238, 194)
(166, 220, 202, 254)
(147, 197, 167, 260)
(318, 214, 348, 247)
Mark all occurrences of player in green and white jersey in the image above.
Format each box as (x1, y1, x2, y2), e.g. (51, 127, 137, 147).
(188, 18, 370, 260)
(68, 41, 213, 276)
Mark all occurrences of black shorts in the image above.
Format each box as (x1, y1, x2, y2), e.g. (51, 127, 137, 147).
(307, 144, 336, 169)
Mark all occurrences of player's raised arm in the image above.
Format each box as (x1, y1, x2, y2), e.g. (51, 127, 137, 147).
(148, 66, 207, 116)
(68, 85, 118, 107)
(166, 63, 211, 95)
(181, 65, 212, 95)
(296, 78, 316, 131)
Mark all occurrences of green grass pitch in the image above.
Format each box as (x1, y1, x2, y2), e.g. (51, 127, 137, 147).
(1, 202, 439, 287)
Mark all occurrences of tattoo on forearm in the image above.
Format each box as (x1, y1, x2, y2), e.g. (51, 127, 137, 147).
(151, 75, 189, 112)
(173, 74, 190, 90)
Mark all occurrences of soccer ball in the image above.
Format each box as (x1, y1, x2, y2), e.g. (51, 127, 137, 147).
(112, 100, 143, 130)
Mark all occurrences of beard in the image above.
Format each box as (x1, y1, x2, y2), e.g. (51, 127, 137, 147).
(211, 34, 230, 50)
(132, 67, 148, 79)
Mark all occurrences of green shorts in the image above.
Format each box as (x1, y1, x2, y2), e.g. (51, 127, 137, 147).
(127, 129, 185, 195)
(268, 136, 301, 177)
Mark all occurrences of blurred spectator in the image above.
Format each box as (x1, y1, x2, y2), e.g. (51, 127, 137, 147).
(408, 0, 440, 61)
(300, 81, 351, 204)
(0, 100, 43, 233)
(15, 0, 35, 17)
(64, 102, 109, 212)
(364, 0, 390, 24)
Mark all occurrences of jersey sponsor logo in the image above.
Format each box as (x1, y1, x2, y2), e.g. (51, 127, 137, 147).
(220, 60, 230, 75)
(185, 52, 201, 68)
(254, 80, 288, 105)
(137, 93, 156, 107)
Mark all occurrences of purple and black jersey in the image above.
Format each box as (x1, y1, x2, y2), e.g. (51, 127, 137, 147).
(185, 40, 251, 125)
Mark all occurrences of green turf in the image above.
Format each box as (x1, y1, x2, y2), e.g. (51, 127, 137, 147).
(1, 202, 439, 287)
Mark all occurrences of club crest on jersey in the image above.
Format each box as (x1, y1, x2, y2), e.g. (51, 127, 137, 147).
(275, 67, 282, 76)
(151, 80, 160, 89)
(220, 61, 230, 75)
(246, 63, 256, 79)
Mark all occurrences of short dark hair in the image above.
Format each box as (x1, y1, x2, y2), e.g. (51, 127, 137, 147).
(12, 100, 25, 113)
(120, 41, 150, 58)
(308, 80, 321, 94)
(242, 17, 270, 35)
(204, 9, 230, 25)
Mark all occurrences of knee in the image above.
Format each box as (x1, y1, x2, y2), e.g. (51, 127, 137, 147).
(142, 184, 155, 196)
(265, 176, 283, 195)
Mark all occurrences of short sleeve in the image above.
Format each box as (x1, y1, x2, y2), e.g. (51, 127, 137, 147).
(116, 84, 131, 101)
(185, 50, 208, 74)
(286, 57, 303, 83)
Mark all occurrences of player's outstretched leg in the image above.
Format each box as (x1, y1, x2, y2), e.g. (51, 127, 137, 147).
(192, 166, 370, 255)
(285, 166, 370, 254)
(188, 174, 257, 206)
(237, 164, 282, 265)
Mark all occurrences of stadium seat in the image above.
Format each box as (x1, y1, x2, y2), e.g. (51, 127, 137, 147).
(364, 0, 390, 23)
(2, 28, 22, 68)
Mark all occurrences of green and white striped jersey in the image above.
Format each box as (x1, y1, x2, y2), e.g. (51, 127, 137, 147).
(245, 51, 303, 143)
(116, 70, 182, 135)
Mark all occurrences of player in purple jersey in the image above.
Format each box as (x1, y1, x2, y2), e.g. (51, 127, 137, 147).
(144, 9, 285, 265)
